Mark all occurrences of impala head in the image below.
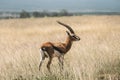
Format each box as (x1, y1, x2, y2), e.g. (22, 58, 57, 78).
(57, 21, 80, 41)
(66, 31, 80, 41)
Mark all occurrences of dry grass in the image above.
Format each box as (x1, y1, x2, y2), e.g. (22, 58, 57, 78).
(0, 15, 120, 80)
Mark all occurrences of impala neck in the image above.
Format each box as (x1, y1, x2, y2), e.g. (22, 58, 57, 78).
(65, 36, 73, 53)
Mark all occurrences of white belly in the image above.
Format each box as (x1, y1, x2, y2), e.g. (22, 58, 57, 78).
(53, 50, 62, 57)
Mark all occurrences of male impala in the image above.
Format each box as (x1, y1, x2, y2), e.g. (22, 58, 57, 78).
(39, 21, 80, 72)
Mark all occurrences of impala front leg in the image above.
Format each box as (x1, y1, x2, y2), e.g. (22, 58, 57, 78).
(58, 55, 64, 71)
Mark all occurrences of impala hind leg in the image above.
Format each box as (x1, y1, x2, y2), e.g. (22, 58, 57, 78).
(39, 49, 45, 71)
(39, 57, 45, 71)
(47, 57, 52, 73)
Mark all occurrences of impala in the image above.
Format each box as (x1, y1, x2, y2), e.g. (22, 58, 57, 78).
(39, 21, 80, 72)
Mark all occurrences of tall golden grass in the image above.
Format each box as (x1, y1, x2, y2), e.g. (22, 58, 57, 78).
(0, 16, 120, 80)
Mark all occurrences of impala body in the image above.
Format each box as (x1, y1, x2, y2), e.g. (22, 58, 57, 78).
(39, 21, 80, 72)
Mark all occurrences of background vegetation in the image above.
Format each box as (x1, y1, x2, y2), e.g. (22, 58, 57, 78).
(0, 16, 120, 80)
(0, 10, 120, 19)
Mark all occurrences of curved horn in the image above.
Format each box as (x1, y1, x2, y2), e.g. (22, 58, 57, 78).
(57, 21, 75, 34)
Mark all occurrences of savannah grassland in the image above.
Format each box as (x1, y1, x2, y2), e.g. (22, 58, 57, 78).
(0, 15, 120, 80)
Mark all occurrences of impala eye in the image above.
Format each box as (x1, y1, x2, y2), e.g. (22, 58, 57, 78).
(72, 35, 76, 38)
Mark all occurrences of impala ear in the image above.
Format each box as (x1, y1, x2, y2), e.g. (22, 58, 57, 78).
(66, 31, 70, 36)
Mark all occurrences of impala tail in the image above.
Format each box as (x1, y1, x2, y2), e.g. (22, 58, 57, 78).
(40, 47, 49, 58)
